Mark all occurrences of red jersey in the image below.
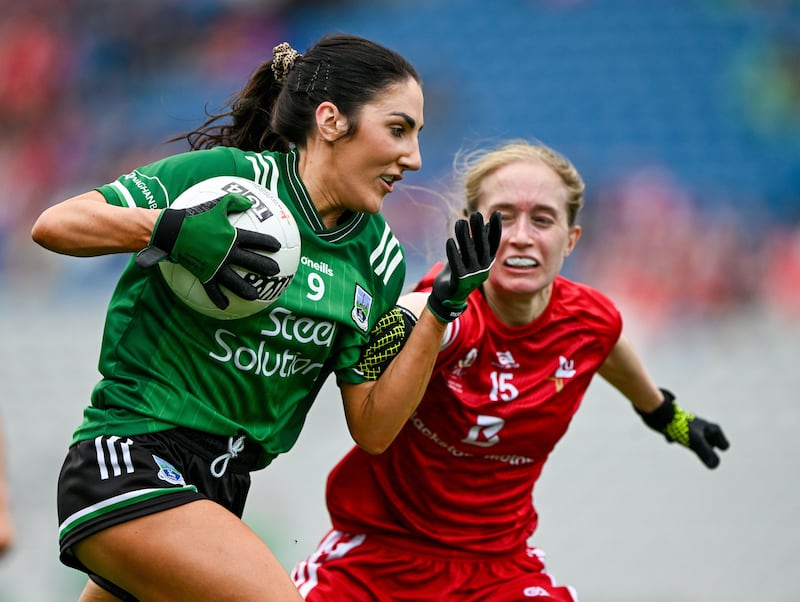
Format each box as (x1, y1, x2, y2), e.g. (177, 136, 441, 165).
(326, 266, 622, 556)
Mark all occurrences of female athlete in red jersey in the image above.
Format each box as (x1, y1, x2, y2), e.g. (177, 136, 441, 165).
(292, 140, 729, 601)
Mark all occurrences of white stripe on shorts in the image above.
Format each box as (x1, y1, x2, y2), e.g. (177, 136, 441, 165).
(291, 529, 366, 598)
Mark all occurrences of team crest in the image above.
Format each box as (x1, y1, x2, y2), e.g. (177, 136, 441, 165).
(555, 355, 576, 378)
(493, 350, 519, 369)
(351, 285, 373, 331)
(447, 347, 479, 393)
(453, 348, 478, 377)
(549, 355, 577, 393)
(152, 455, 186, 486)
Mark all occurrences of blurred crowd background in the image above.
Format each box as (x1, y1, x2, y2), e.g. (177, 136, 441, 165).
(2, 0, 799, 331)
(2, 1, 800, 600)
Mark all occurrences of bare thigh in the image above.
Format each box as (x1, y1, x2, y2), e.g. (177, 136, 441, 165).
(78, 580, 123, 602)
(73, 499, 302, 602)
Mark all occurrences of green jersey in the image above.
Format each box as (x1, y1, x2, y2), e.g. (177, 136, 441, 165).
(75, 147, 406, 469)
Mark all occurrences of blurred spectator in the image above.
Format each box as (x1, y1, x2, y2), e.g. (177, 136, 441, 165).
(759, 224, 800, 318)
(0, 6, 72, 129)
(573, 167, 764, 336)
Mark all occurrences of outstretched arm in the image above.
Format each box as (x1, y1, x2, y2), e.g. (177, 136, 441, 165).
(598, 334, 730, 469)
(597, 334, 663, 412)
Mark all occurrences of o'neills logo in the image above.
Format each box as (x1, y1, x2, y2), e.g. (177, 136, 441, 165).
(300, 256, 334, 277)
(243, 272, 294, 302)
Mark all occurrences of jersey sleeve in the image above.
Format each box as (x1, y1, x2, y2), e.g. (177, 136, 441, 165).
(335, 287, 407, 385)
(567, 279, 623, 356)
(342, 260, 477, 384)
(95, 147, 239, 209)
(333, 219, 408, 385)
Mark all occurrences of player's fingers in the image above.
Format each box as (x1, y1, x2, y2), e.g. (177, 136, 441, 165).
(454, 218, 478, 269)
(697, 447, 720, 469)
(444, 238, 464, 288)
(235, 229, 282, 253)
(486, 210, 502, 257)
(202, 279, 231, 309)
(229, 247, 280, 277)
(220, 193, 254, 214)
(213, 268, 260, 301)
(690, 434, 720, 469)
(705, 423, 730, 451)
(468, 212, 488, 265)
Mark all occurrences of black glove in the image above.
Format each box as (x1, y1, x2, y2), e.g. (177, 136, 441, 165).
(427, 211, 502, 322)
(637, 388, 730, 469)
(136, 193, 281, 309)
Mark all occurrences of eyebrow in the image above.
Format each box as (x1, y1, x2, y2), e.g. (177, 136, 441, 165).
(493, 202, 559, 215)
(390, 112, 420, 130)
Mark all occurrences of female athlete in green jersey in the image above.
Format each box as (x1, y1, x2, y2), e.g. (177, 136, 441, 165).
(32, 34, 500, 601)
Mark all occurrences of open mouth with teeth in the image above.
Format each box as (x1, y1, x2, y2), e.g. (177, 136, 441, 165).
(505, 257, 539, 268)
(379, 175, 398, 194)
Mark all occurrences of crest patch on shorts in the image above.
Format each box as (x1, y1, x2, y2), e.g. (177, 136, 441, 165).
(152, 455, 186, 485)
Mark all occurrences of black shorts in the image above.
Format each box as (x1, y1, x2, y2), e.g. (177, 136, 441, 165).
(57, 427, 261, 586)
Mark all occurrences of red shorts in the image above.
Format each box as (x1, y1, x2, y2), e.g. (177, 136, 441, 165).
(292, 529, 578, 601)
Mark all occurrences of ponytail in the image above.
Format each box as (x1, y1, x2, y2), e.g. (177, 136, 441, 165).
(171, 34, 418, 154)
(176, 60, 289, 152)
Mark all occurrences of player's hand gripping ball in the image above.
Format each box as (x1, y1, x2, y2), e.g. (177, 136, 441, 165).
(136, 176, 301, 319)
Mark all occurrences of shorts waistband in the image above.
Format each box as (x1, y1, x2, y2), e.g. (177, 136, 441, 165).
(171, 427, 262, 473)
(357, 531, 529, 562)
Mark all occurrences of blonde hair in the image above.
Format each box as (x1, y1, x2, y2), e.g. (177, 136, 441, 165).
(454, 139, 585, 226)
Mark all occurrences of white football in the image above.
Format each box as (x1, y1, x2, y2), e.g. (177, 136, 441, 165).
(159, 176, 301, 320)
